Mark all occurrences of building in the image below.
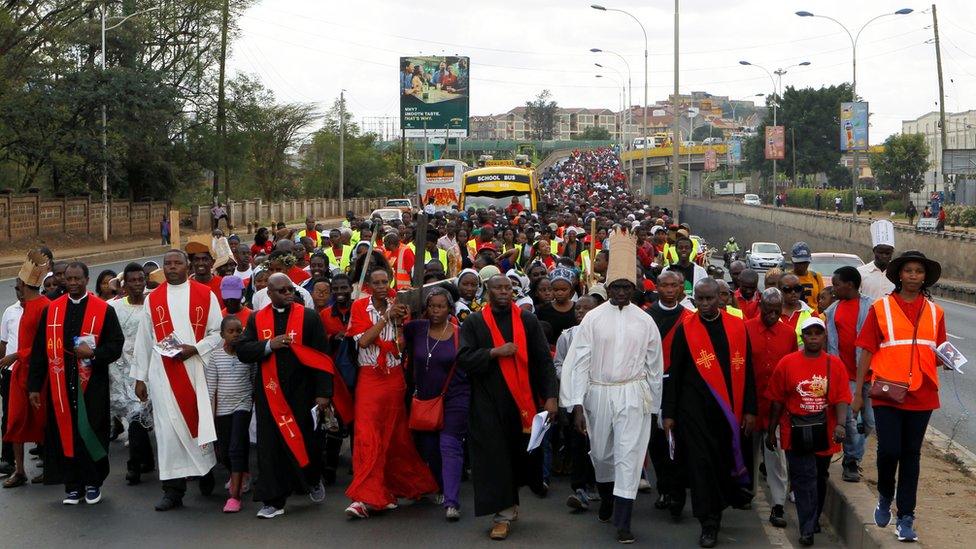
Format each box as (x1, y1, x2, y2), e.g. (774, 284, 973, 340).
(901, 110, 976, 196)
(470, 107, 621, 141)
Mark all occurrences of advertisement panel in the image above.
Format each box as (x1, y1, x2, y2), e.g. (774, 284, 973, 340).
(400, 56, 469, 138)
(765, 126, 785, 160)
(729, 139, 742, 165)
(704, 149, 717, 171)
(840, 102, 868, 151)
(417, 160, 466, 211)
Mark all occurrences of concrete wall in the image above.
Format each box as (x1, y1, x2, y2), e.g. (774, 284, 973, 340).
(683, 198, 976, 284)
(0, 194, 169, 242)
(189, 197, 391, 232)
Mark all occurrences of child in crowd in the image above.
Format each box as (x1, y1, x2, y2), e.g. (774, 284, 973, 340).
(205, 316, 257, 513)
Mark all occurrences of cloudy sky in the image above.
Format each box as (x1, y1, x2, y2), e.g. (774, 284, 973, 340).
(228, 0, 976, 143)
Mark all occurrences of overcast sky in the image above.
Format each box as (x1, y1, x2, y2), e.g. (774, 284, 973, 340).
(228, 0, 976, 143)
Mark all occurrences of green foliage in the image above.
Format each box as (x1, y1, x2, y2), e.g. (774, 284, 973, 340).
(691, 124, 716, 142)
(868, 133, 930, 195)
(579, 126, 611, 140)
(943, 205, 976, 227)
(524, 90, 558, 141)
(785, 188, 897, 211)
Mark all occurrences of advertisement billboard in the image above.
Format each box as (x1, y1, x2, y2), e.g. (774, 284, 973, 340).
(704, 149, 717, 171)
(840, 102, 868, 151)
(400, 56, 469, 138)
(729, 139, 742, 165)
(765, 126, 785, 160)
(417, 159, 466, 210)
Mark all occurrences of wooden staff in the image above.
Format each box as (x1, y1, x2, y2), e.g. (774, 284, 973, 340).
(587, 217, 597, 290)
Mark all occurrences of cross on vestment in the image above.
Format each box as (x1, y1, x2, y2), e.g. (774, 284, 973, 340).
(278, 415, 297, 438)
(696, 349, 717, 370)
(265, 379, 278, 394)
(287, 330, 297, 341)
(731, 352, 745, 372)
(191, 306, 205, 334)
(153, 305, 171, 332)
(47, 308, 67, 413)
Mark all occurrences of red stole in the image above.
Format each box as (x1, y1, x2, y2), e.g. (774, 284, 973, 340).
(255, 304, 354, 467)
(150, 281, 212, 438)
(481, 304, 535, 433)
(682, 311, 749, 480)
(45, 293, 108, 458)
(662, 307, 692, 372)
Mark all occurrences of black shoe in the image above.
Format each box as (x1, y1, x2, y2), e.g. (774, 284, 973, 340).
(125, 470, 141, 486)
(698, 526, 718, 548)
(654, 493, 672, 510)
(617, 529, 635, 544)
(598, 497, 615, 523)
(109, 417, 124, 441)
(0, 462, 14, 477)
(799, 534, 814, 546)
(198, 472, 215, 496)
(769, 504, 787, 528)
(842, 458, 861, 482)
(154, 496, 183, 511)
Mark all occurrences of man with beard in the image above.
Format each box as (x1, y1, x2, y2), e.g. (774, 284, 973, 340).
(28, 262, 124, 504)
(236, 273, 351, 518)
(663, 278, 757, 548)
(458, 275, 558, 541)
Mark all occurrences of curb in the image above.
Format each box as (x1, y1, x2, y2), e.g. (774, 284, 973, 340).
(823, 460, 902, 549)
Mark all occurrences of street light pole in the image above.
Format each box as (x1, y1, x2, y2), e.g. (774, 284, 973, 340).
(591, 48, 633, 183)
(100, 4, 160, 242)
(672, 0, 680, 222)
(595, 74, 624, 142)
(796, 8, 913, 224)
(591, 5, 649, 200)
(739, 61, 778, 198)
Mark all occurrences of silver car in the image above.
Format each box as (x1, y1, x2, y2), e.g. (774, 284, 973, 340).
(747, 242, 786, 270)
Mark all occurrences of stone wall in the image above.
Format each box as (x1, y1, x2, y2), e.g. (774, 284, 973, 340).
(0, 194, 169, 242)
(190, 197, 390, 232)
(683, 198, 976, 283)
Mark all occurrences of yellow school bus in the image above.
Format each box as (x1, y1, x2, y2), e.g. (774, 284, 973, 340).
(460, 165, 538, 213)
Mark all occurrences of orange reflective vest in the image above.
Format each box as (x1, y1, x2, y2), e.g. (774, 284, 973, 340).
(393, 245, 414, 290)
(869, 295, 943, 391)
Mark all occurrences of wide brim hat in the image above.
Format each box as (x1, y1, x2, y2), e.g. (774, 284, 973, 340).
(886, 250, 941, 288)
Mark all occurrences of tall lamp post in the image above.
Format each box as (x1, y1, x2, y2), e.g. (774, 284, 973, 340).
(595, 65, 626, 142)
(739, 61, 779, 198)
(796, 8, 913, 223)
(591, 48, 633, 184)
(595, 74, 624, 142)
(100, 4, 160, 242)
(591, 5, 648, 199)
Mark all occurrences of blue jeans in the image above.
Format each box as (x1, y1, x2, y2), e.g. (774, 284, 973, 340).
(843, 381, 875, 462)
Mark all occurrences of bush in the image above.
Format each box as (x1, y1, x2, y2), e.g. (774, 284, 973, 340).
(785, 188, 898, 211)
(942, 205, 976, 227)
(882, 199, 905, 215)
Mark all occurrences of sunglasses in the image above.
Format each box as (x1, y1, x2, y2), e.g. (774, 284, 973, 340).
(781, 285, 804, 294)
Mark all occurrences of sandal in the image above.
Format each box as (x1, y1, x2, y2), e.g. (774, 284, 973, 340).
(3, 473, 27, 488)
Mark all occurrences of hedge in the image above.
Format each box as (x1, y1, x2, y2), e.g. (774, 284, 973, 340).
(943, 205, 976, 227)
(784, 189, 900, 211)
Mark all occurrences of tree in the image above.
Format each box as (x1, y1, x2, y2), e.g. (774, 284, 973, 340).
(524, 89, 558, 140)
(579, 126, 611, 140)
(869, 133, 930, 195)
(691, 124, 715, 142)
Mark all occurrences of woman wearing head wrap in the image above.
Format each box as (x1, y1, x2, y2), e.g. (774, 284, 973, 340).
(534, 268, 579, 346)
(454, 269, 482, 324)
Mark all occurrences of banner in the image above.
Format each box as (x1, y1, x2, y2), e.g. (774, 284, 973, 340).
(400, 56, 470, 138)
(729, 139, 742, 165)
(840, 102, 868, 151)
(765, 126, 785, 160)
(704, 149, 717, 171)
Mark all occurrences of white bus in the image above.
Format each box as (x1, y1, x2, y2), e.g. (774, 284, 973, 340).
(416, 159, 468, 211)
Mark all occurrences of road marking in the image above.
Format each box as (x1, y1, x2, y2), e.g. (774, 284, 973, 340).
(948, 333, 964, 340)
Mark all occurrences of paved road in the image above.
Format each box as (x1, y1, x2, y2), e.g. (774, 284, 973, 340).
(0, 440, 839, 548)
(0, 254, 165, 306)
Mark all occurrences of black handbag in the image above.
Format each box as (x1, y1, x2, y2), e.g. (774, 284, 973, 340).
(789, 357, 831, 454)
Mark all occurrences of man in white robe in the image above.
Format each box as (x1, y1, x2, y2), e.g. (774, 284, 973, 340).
(561, 229, 663, 544)
(132, 250, 222, 511)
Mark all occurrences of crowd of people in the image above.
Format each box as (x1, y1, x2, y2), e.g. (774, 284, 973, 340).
(0, 147, 951, 547)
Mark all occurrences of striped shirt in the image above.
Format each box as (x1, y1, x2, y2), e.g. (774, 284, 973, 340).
(204, 348, 257, 416)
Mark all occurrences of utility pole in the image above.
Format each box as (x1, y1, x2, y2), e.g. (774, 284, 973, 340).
(932, 3, 948, 195)
(791, 126, 798, 186)
(339, 90, 345, 212)
(216, 0, 229, 199)
(671, 0, 681, 223)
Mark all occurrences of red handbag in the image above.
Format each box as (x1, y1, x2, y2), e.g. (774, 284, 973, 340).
(409, 324, 458, 431)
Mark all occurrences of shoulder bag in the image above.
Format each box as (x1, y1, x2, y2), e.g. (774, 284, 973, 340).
(869, 300, 925, 404)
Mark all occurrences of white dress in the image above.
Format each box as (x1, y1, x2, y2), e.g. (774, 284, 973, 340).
(132, 281, 222, 480)
(109, 297, 146, 421)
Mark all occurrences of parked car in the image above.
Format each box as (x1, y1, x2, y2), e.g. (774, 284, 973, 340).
(809, 252, 865, 286)
(743, 193, 761, 206)
(385, 198, 413, 214)
(681, 140, 697, 148)
(370, 208, 404, 223)
(702, 137, 724, 145)
(746, 242, 786, 270)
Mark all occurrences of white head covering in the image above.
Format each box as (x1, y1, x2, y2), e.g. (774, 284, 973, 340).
(870, 219, 895, 249)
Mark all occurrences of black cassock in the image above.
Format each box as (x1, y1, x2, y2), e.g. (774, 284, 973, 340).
(457, 306, 557, 517)
(27, 297, 123, 489)
(237, 306, 332, 506)
(662, 315, 757, 526)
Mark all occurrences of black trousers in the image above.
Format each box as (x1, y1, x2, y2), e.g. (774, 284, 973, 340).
(649, 416, 685, 503)
(568, 423, 595, 491)
(63, 455, 110, 493)
(127, 421, 155, 473)
(786, 451, 830, 536)
(874, 406, 931, 518)
(161, 471, 214, 500)
(216, 411, 251, 473)
(0, 369, 13, 463)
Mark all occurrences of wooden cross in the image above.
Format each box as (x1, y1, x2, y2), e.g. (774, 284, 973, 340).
(696, 349, 717, 370)
(278, 415, 296, 438)
(153, 306, 171, 332)
(732, 352, 745, 372)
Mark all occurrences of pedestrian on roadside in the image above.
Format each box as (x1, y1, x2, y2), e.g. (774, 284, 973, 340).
(905, 202, 917, 226)
(160, 215, 171, 245)
(815, 191, 822, 211)
(766, 317, 850, 547)
(852, 251, 947, 543)
(834, 196, 842, 213)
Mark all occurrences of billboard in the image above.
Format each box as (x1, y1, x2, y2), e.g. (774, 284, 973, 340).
(417, 160, 465, 211)
(765, 126, 785, 160)
(729, 139, 742, 165)
(840, 101, 868, 151)
(704, 149, 718, 171)
(400, 56, 469, 138)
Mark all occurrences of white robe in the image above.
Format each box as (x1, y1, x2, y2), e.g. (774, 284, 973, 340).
(560, 301, 664, 499)
(109, 298, 146, 421)
(132, 281, 222, 480)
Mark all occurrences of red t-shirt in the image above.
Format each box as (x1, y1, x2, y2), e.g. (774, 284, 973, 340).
(735, 290, 760, 320)
(834, 298, 860, 380)
(766, 351, 851, 455)
(320, 304, 351, 339)
(746, 317, 799, 430)
(287, 265, 311, 285)
(856, 294, 946, 411)
(250, 241, 273, 256)
(221, 306, 252, 327)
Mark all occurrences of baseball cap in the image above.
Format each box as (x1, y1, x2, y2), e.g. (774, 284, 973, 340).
(799, 316, 826, 332)
(220, 276, 245, 300)
(791, 242, 812, 263)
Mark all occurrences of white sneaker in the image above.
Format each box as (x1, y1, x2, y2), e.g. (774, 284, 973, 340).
(256, 505, 284, 519)
(638, 478, 652, 493)
(446, 506, 460, 521)
(308, 481, 325, 503)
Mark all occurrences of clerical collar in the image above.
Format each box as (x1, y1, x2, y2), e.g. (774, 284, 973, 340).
(700, 311, 721, 322)
(657, 301, 679, 311)
(273, 306, 287, 313)
(68, 293, 88, 305)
